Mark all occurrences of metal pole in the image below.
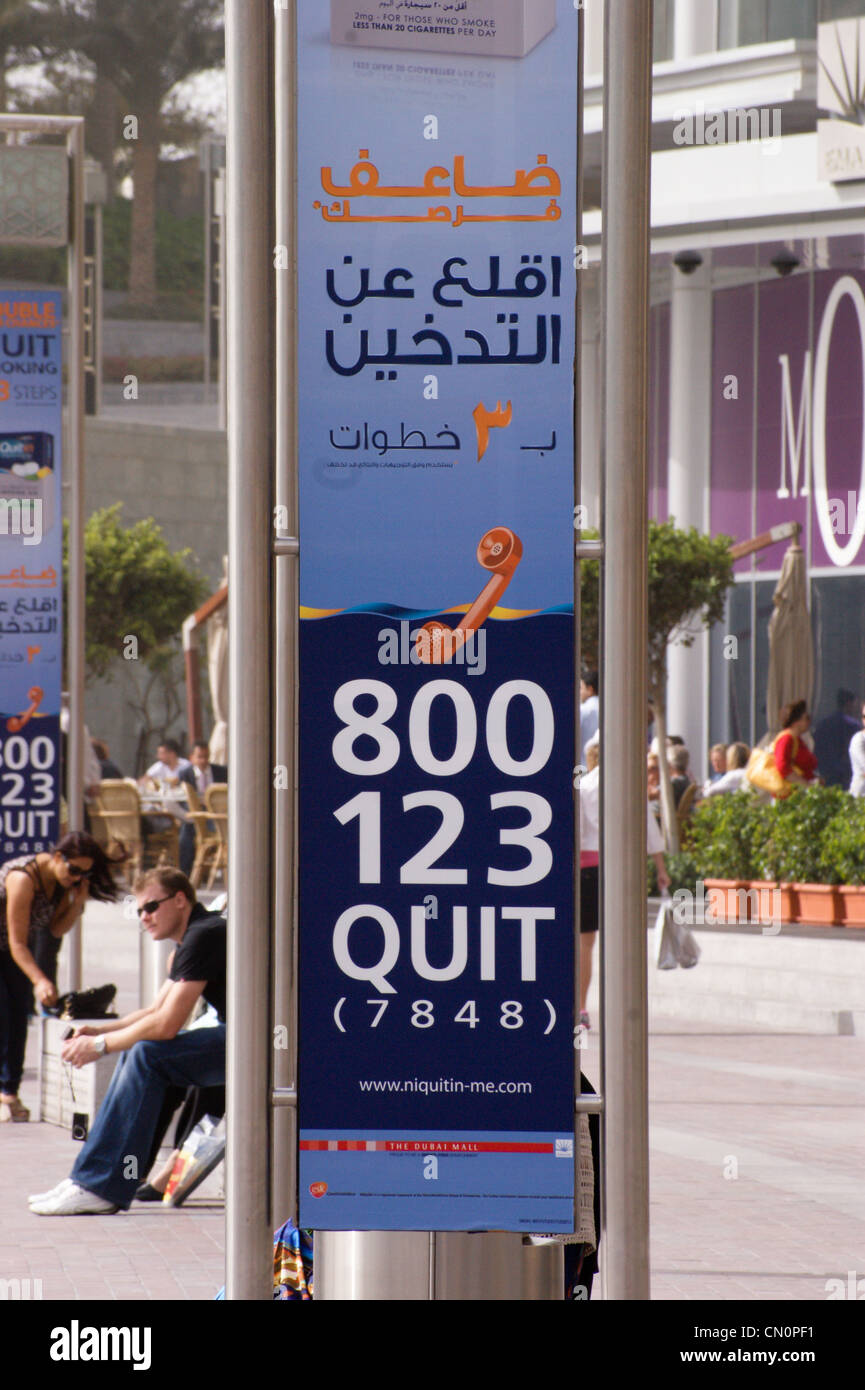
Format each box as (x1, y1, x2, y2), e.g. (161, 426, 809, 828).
(600, 0, 653, 1301)
(94, 201, 103, 417)
(66, 119, 86, 991)
(202, 140, 212, 396)
(272, 0, 299, 1225)
(217, 172, 227, 433)
(224, 0, 274, 1300)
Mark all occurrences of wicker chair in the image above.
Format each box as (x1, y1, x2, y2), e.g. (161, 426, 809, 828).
(204, 782, 228, 888)
(96, 779, 180, 877)
(94, 780, 143, 880)
(182, 779, 221, 889)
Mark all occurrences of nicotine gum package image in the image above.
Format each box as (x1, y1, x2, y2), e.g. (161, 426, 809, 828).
(330, 0, 557, 58)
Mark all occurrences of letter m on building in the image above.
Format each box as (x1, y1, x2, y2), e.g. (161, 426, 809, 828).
(777, 352, 812, 499)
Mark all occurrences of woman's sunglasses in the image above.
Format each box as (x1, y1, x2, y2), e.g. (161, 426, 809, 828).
(61, 854, 93, 880)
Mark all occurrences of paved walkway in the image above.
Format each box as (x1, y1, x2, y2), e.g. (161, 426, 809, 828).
(1, 899, 862, 1300)
(581, 1017, 865, 1301)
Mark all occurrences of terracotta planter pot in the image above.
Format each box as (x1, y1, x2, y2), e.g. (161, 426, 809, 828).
(838, 886, 865, 927)
(704, 880, 797, 926)
(742, 880, 797, 927)
(703, 879, 750, 923)
(791, 883, 842, 926)
(775, 882, 799, 925)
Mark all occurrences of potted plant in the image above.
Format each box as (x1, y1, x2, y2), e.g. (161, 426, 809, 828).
(686, 789, 764, 922)
(817, 803, 865, 926)
(754, 784, 850, 925)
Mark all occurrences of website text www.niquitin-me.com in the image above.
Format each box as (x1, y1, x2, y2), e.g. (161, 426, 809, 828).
(359, 1077, 532, 1095)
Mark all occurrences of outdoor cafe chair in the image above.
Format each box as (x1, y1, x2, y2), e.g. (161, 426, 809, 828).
(182, 779, 221, 889)
(204, 782, 228, 888)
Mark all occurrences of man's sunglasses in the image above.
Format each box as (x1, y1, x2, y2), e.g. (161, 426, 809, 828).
(62, 854, 93, 879)
(137, 895, 173, 920)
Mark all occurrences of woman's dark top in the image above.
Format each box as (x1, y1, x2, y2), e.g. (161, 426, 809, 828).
(0, 856, 63, 954)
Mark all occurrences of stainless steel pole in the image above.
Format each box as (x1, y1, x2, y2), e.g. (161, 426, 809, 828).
(272, 0, 299, 1225)
(202, 140, 212, 397)
(224, 0, 275, 1300)
(66, 119, 86, 991)
(600, 0, 653, 1301)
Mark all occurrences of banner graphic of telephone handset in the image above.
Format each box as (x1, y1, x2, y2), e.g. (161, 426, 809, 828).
(5, 685, 43, 732)
(416, 527, 522, 663)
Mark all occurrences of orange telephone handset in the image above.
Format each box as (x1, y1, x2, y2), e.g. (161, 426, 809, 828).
(6, 685, 43, 733)
(416, 527, 522, 663)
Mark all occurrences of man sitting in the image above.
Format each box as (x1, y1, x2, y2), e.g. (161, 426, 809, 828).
(29, 868, 226, 1216)
(178, 742, 228, 879)
(140, 737, 191, 790)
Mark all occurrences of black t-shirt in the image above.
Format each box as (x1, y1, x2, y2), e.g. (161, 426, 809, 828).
(169, 903, 227, 1022)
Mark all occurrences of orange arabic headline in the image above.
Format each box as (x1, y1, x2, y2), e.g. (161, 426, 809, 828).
(321, 152, 561, 199)
(0, 566, 58, 589)
(315, 150, 563, 227)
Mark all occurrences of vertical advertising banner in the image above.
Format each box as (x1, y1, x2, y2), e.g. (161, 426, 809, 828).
(297, 0, 578, 1232)
(0, 290, 62, 860)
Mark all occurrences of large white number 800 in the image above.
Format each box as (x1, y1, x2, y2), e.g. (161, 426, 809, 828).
(332, 678, 555, 777)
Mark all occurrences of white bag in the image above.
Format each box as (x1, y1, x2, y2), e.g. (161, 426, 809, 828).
(653, 894, 700, 971)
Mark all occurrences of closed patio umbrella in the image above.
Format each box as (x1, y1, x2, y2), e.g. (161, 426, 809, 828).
(208, 601, 228, 765)
(766, 537, 813, 737)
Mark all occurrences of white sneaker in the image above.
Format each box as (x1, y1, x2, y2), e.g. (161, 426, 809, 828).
(28, 1176, 76, 1205)
(30, 1181, 118, 1216)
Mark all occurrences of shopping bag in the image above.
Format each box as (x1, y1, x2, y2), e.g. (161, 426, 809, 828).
(273, 1220, 314, 1300)
(47, 983, 117, 1020)
(746, 735, 804, 800)
(215, 1220, 314, 1301)
(163, 1115, 225, 1207)
(653, 895, 700, 971)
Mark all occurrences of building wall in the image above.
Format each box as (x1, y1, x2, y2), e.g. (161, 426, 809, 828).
(649, 262, 865, 753)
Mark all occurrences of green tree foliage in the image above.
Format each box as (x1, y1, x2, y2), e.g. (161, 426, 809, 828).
(102, 199, 204, 306)
(645, 520, 734, 700)
(65, 504, 208, 680)
(580, 519, 734, 850)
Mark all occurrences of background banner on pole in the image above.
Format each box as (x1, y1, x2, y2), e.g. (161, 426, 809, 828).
(0, 289, 62, 858)
(296, 0, 578, 1232)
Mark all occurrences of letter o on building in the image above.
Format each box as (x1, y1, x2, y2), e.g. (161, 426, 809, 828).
(813, 275, 865, 566)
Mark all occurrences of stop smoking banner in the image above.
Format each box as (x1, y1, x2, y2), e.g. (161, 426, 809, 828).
(296, 0, 579, 1232)
(0, 289, 62, 861)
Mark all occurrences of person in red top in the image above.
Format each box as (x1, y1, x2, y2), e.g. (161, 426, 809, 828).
(773, 700, 819, 790)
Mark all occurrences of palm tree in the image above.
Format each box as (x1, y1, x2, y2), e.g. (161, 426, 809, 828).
(36, 0, 223, 307)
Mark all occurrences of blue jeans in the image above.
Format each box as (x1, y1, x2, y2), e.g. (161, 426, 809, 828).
(71, 1025, 226, 1208)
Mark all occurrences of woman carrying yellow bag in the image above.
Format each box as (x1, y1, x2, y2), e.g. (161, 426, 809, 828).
(747, 700, 819, 800)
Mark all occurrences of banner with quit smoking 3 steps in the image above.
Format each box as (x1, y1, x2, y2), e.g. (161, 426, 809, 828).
(0, 289, 62, 862)
(296, 0, 579, 1232)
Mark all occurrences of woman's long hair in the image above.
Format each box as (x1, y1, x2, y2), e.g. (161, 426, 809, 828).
(53, 831, 126, 904)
